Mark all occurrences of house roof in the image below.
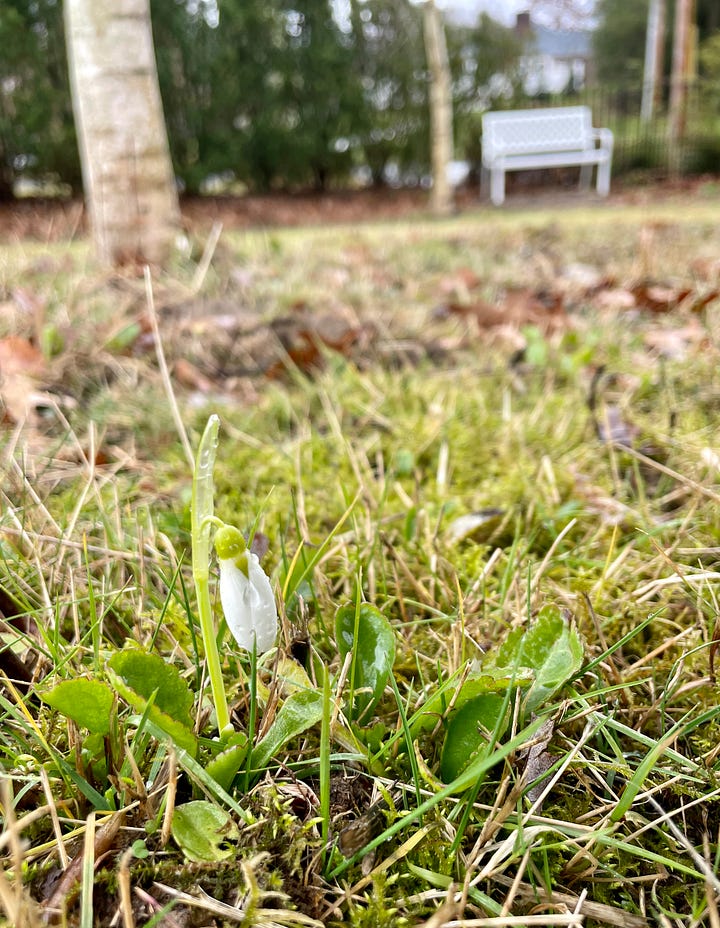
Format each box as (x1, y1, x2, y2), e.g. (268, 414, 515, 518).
(531, 23, 592, 59)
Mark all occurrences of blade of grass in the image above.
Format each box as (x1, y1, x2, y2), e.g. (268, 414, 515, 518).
(80, 811, 95, 928)
(319, 665, 331, 867)
(388, 673, 422, 807)
(282, 492, 359, 603)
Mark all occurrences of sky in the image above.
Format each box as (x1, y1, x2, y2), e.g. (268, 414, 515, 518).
(439, 1, 598, 30)
(440, 0, 528, 27)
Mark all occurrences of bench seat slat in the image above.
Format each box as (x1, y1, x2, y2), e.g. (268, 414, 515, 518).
(494, 149, 611, 170)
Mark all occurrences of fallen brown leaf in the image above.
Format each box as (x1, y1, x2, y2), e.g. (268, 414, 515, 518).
(499, 286, 565, 328)
(440, 286, 565, 332)
(595, 404, 639, 447)
(44, 812, 125, 918)
(0, 335, 45, 376)
(523, 717, 555, 806)
(593, 287, 637, 311)
(630, 282, 692, 313)
(0, 335, 47, 424)
(690, 256, 720, 282)
(644, 323, 705, 360)
(173, 358, 216, 392)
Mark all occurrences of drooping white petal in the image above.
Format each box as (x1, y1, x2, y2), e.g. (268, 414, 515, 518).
(218, 551, 278, 654)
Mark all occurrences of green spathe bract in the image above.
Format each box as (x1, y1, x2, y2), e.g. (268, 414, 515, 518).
(191, 413, 231, 735)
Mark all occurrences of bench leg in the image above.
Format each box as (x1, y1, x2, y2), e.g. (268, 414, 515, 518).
(596, 160, 611, 197)
(579, 163, 592, 191)
(490, 168, 505, 206)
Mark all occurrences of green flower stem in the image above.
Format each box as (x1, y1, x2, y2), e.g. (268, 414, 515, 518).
(243, 638, 258, 792)
(191, 415, 232, 737)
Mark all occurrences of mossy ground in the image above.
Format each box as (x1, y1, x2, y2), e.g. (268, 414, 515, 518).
(2, 192, 720, 926)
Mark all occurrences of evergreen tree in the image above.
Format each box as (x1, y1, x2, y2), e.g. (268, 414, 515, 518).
(0, 0, 79, 198)
(593, 0, 649, 87)
(351, 0, 428, 184)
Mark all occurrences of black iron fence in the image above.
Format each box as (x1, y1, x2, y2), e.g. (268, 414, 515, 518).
(496, 78, 720, 178)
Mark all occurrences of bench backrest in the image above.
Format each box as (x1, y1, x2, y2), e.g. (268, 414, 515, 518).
(482, 106, 594, 160)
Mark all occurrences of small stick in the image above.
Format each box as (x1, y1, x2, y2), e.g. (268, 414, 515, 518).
(190, 222, 223, 295)
(144, 267, 194, 469)
(160, 750, 178, 848)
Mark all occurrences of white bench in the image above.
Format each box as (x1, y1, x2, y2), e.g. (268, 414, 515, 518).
(481, 106, 613, 206)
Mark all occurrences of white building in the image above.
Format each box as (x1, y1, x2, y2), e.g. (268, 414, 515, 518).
(515, 11, 593, 95)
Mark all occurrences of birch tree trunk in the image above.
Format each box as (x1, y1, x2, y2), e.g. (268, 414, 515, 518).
(423, 0, 454, 217)
(668, 0, 694, 160)
(641, 0, 665, 123)
(64, 0, 180, 266)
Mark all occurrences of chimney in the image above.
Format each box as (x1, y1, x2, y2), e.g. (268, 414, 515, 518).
(515, 11, 531, 35)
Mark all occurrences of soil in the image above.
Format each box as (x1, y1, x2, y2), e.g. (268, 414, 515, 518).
(0, 176, 716, 244)
(0, 189, 443, 243)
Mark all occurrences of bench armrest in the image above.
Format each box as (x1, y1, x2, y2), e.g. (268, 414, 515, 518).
(591, 127, 614, 151)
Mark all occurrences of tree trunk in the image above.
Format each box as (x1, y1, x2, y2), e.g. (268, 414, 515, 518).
(668, 0, 694, 160)
(64, 0, 180, 266)
(641, 0, 665, 123)
(423, 0, 453, 217)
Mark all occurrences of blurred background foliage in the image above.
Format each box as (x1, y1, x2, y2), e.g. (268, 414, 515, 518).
(1, 0, 719, 198)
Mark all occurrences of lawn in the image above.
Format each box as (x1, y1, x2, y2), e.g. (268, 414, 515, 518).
(2, 188, 720, 927)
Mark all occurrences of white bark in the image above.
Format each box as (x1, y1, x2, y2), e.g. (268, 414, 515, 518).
(65, 0, 181, 266)
(668, 0, 694, 149)
(423, 0, 454, 217)
(641, 0, 665, 123)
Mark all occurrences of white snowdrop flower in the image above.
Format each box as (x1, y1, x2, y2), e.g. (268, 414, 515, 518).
(214, 524, 278, 654)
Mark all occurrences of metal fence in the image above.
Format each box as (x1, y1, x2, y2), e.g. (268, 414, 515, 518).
(501, 78, 720, 178)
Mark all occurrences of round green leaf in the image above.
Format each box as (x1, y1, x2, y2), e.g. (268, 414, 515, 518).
(41, 679, 115, 736)
(440, 694, 508, 784)
(107, 650, 194, 728)
(495, 605, 583, 713)
(106, 650, 197, 754)
(335, 603, 396, 725)
(171, 801, 239, 863)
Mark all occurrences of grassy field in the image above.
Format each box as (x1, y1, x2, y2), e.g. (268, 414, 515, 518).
(2, 192, 720, 927)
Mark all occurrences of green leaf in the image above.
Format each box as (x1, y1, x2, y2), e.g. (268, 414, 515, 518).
(206, 732, 249, 792)
(250, 689, 324, 770)
(131, 839, 150, 859)
(107, 651, 197, 755)
(440, 694, 508, 783)
(411, 668, 527, 736)
(107, 651, 194, 727)
(41, 679, 115, 736)
(335, 603, 396, 725)
(170, 801, 239, 863)
(495, 605, 584, 713)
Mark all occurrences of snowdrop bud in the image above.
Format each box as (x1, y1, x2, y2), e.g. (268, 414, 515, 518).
(214, 524, 278, 654)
